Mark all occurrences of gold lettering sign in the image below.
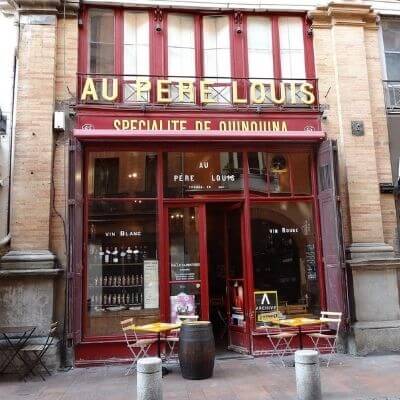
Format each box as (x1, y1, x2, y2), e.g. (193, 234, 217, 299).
(112, 119, 288, 132)
(80, 78, 315, 106)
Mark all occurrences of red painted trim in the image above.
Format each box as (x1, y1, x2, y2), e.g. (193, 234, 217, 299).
(271, 15, 281, 80)
(303, 16, 316, 79)
(199, 204, 210, 320)
(74, 129, 326, 142)
(311, 148, 327, 310)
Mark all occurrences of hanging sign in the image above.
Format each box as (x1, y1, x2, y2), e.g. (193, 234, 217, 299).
(254, 290, 279, 326)
(144, 260, 159, 309)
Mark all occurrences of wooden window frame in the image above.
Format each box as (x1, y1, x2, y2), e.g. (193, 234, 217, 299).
(78, 7, 316, 81)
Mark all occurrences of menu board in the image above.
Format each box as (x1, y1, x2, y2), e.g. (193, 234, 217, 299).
(170, 262, 200, 281)
(254, 290, 278, 327)
(144, 260, 159, 309)
(305, 244, 317, 280)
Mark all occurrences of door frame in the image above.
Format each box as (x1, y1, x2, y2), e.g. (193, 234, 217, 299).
(163, 202, 210, 322)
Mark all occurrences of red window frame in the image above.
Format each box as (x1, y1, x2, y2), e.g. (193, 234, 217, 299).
(78, 7, 316, 81)
(81, 143, 325, 342)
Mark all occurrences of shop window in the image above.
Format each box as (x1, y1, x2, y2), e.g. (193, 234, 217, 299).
(88, 9, 115, 74)
(382, 20, 400, 81)
(123, 11, 149, 102)
(291, 153, 312, 195)
(164, 152, 243, 197)
(251, 202, 320, 327)
(203, 15, 231, 103)
(86, 200, 159, 337)
(168, 14, 196, 103)
(88, 151, 157, 198)
(248, 152, 311, 196)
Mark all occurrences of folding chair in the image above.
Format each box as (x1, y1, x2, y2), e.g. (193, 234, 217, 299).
(265, 324, 297, 367)
(20, 322, 58, 381)
(306, 311, 342, 367)
(161, 328, 180, 364)
(120, 318, 157, 375)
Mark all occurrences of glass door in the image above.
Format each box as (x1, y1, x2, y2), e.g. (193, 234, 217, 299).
(225, 205, 247, 350)
(166, 204, 209, 322)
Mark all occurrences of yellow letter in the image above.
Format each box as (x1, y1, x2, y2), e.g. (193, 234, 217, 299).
(157, 79, 172, 103)
(270, 82, 285, 105)
(300, 82, 315, 105)
(113, 119, 121, 130)
(250, 82, 266, 104)
(290, 81, 297, 104)
(101, 78, 118, 101)
(80, 77, 98, 101)
(200, 80, 217, 104)
(136, 79, 151, 101)
(178, 80, 195, 102)
(232, 81, 247, 104)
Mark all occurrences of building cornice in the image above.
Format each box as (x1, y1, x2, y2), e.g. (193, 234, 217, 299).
(308, 1, 378, 30)
(0, 0, 79, 17)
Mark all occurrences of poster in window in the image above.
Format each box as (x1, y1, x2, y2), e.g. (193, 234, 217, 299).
(144, 260, 159, 309)
(305, 244, 317, 280)
(170, 292, 195, 323)
(254, 290, 278, 327)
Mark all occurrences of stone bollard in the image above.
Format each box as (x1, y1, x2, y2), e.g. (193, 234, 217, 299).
(295, 350, 322, 400)
(137, 357, 163, 400)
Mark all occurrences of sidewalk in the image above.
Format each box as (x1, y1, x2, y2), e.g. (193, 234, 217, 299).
(1, 354, 400, 400)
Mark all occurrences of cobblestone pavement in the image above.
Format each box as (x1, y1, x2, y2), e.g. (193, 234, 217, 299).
(1, 354, 400, 400)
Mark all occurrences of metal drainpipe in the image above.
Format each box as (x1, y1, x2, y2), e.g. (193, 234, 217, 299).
(1, 5, 19, 249)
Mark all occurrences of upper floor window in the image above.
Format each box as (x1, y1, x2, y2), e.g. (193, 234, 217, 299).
(124, 11, 149, 76)
(382, 20, 400, 81)
(88, 9, 114, 74)
(279, 17, 305, 79)
(168, 14, 195, 77)
(247, 16, 273, 79)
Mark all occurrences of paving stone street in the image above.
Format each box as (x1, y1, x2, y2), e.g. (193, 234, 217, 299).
(1, 354, 400, 400)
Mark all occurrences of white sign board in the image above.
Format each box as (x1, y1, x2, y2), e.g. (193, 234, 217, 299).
(144, 260, 159, 309)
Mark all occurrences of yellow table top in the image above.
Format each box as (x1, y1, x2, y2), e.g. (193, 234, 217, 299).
(271, 317, 321, 327)
(134, 322, 181, 333)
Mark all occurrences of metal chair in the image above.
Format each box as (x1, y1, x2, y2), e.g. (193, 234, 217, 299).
(265, 324, 297, 367)
(20, 322, 58, 381)
(306, 311, 342, 367)
(161, 328, 180, 364)
(120, 318, 157, 375)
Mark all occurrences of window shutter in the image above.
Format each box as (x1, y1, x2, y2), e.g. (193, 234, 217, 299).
(68, 138, 83, 343)
(317, 140, 347, 318)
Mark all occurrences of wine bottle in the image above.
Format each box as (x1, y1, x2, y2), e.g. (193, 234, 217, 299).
(133, 246, 140, 263)
(112, 246, 119, 264)
(126, 246, 133, 263)
(99, 246, 105, 264)
(120, 247, 126, 265)
(104, 247, 110, 264)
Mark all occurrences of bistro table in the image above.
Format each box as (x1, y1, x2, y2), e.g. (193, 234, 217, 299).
(0, 326, 36, 376)
(134, 322, 181, 376)
(271, 317, 321, 350)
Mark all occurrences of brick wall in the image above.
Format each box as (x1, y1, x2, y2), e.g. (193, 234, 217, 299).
(11, 20, 57, 250)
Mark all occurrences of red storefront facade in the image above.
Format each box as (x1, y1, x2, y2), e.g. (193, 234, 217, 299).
(71, 6, 345, 364)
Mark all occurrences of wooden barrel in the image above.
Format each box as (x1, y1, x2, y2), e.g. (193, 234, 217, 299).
(178, 321, 215, 380)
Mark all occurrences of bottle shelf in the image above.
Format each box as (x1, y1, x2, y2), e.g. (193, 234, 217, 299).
(89, 263, 143, 267)
(90, 285, 143, 288)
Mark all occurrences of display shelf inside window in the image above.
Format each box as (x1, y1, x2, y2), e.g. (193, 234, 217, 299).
(87, 222, 158, 315)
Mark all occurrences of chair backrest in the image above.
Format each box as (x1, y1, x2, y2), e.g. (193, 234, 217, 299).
(120, 318, 138, 341)
(320, 311, 342, 332)
(41, 322, 59, 354)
